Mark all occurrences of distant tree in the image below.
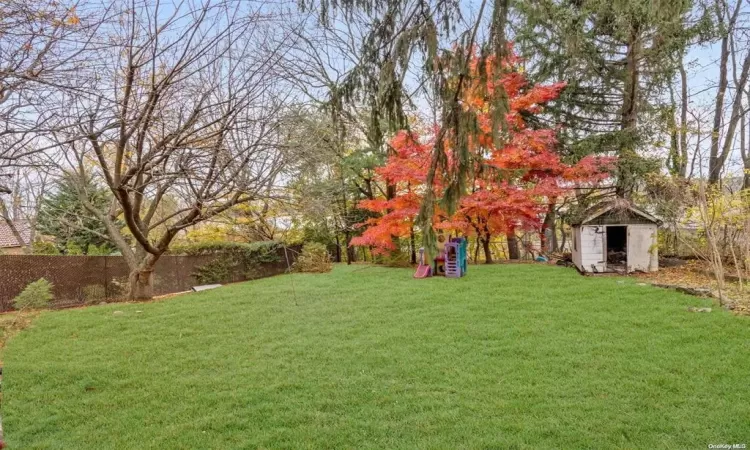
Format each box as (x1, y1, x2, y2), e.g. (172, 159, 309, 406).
(512, 0, 705, 196)
(282, 108, 380, 263)
(36, 176, 118, 254)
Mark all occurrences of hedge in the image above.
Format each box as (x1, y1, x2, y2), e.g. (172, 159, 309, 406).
(169, 241, 284, 284)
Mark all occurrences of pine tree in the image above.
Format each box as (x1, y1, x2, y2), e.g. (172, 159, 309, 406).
(36, 176, 119, 254)
(512, 0, 701, 195)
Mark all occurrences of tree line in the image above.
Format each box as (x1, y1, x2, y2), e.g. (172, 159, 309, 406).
(2, 0, 750, 298)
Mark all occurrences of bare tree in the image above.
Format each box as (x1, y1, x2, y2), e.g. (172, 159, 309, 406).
(742, 88, 750, 189)
(707, 0, 750, 185)
(50, 0, 290, 299)
(0, 0, 108, 186)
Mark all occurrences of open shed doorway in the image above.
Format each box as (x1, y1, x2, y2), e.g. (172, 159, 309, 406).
(606, 226, 627, 272)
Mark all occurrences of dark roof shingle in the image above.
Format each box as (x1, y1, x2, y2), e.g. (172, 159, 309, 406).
(0, 220, 31, 248)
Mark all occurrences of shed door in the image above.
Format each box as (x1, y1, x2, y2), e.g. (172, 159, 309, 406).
(581, 225, 606, 272)
(627, 225, 654, 272)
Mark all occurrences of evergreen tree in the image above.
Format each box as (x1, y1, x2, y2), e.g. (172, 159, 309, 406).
(512, 0, 706, 195)
(36, 176, 119, 254)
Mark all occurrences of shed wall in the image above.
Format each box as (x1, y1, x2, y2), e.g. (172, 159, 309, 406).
(572, 227, 582, 270)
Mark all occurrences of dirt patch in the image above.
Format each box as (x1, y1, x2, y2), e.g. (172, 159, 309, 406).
(0, 311, 40, 364)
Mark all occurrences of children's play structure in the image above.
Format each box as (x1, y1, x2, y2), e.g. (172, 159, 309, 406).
(414, 235, 468, 279)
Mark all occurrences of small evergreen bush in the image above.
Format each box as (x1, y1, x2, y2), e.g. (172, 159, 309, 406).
(294, 242, 333, 273)
(13, 278, 54, 310)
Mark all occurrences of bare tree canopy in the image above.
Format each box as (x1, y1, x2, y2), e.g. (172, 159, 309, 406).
(40, 0, 292, 298)
(0, 0, 110, 172)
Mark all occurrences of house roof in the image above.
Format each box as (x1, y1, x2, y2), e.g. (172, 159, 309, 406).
(0, 220, 31, 248)
(571, 198, 662, 226)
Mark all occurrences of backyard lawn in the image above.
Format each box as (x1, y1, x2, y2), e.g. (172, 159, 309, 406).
(3, 264, 749, 449)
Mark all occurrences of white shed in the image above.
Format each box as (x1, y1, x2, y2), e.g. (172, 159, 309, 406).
(571, 199, 661, 274)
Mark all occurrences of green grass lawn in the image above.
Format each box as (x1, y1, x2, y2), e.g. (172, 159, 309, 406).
(3, 264, 749, 449)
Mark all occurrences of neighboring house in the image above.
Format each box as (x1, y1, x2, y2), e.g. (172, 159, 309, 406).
(0, 220, 31, 255)
(571, 199, 662, 274)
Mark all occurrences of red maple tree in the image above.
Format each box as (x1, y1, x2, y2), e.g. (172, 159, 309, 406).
(351, 47, 614, 260)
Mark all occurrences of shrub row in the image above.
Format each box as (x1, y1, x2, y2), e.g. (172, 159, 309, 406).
(169, 241, 284, 285)
(169, 241, 282, 261)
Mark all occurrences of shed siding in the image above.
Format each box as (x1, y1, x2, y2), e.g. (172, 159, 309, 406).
(580, 225, 605, 272)
(572, 227, 582, 270)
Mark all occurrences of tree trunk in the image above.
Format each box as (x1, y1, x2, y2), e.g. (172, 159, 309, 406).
(667, 86, 680, 176)
(128, 267, 154, 300)
(409, 225, 417, 264)
(678, 61, 689, 178)
(550, 217, 559, 252)
(25, 216, 37, 253)
(482, 236, 493, 264)
(616, 25, 642, 198)
(714, 49, 750, 185)
(709, 0, 743, 185)
(344, 230, 353, 265)
(709, 28, 730, 184)
(507, 227, 520, 260)
(541, 204, 556, 253)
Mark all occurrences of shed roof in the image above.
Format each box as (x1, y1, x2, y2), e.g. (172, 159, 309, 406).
(571, 198, 662, 226)
(0, 220, 31, 248)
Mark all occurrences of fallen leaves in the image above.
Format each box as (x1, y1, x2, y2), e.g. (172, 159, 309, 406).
(636, 259, 750, 315)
